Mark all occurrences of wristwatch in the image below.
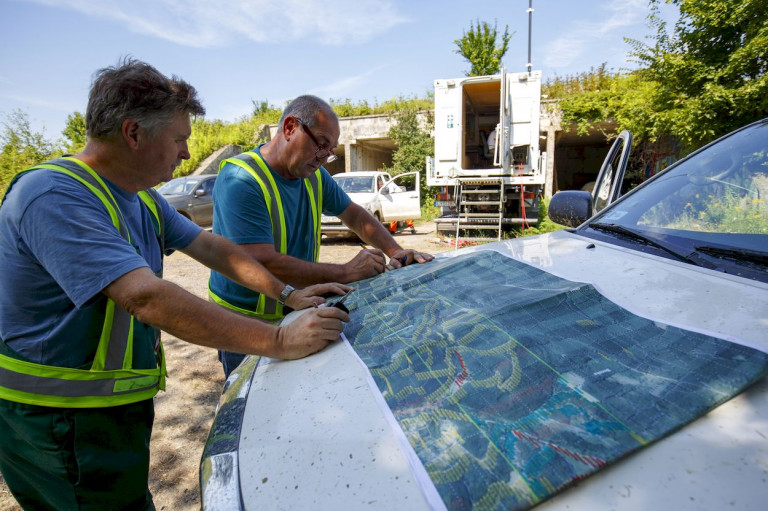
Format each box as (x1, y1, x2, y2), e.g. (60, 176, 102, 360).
(278, 284, 295, 305)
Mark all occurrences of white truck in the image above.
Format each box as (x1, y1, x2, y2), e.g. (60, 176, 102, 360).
(427, 69, 545, 239)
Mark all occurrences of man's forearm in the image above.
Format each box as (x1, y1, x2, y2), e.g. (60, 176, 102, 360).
(105, 267, 285, 357)
(256, 251, 357, 286)
(339, 203, 403, 257)
(183, 230, 285, 300)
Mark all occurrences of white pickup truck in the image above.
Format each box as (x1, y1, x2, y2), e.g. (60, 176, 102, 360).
(321, 170, 421, 235)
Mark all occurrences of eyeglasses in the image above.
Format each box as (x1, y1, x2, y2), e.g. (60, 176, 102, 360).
(295, 117, 338, 163)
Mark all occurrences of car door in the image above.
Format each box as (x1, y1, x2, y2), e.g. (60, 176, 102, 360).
(192, 176, 216, 226)
(592, 130, 632, 215)
(379, 171, 421, 221)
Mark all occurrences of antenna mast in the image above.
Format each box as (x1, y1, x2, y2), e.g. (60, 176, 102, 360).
(527, 0, 534, 74)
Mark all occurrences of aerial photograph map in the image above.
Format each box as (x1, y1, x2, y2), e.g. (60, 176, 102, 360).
(343, 250, 768, 511)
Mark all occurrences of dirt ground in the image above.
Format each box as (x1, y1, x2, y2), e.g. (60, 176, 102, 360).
(0, 221, 455, 510)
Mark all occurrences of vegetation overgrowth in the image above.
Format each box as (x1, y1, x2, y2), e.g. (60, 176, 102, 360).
(0, 96, 432, 195)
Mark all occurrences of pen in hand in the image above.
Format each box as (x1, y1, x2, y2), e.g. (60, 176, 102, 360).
(360, 243, 407, 271)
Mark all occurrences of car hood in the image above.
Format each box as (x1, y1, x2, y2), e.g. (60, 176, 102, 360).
(208, 230, 768, 511)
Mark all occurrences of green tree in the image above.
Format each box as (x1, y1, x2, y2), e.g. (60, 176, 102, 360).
(385, 106, 433, 176)
(454, 20, 512, 76)
(627, 0, 768, 148)
(62, 111, 87, 154)
(1, 110, 60, 194)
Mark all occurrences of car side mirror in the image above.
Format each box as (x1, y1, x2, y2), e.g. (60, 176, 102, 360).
(548, 190, 593, 228)
(194, 189, 206, 197)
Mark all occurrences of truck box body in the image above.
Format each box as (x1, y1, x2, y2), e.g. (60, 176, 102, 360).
(427, 70, 545, 235)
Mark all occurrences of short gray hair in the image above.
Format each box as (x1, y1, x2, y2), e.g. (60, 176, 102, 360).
(279, 95, 337, 129)
(86, 57, 205, 140)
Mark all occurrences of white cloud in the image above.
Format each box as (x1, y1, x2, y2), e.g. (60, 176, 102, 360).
(542, 0, 647, 70)
(309, 64, 392, 99)
(0, 92, 77, 112)
(25, 0, 410, 47)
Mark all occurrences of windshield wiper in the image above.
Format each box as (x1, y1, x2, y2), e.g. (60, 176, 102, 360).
(694, 245, 768, 267)
(587, 222, 716, 268)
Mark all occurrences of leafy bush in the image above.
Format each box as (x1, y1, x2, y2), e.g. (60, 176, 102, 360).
(0, 110, 62, 195)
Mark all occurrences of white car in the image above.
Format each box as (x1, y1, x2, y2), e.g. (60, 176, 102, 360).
(201, 119, 768, 510)
(321, 170, 421, 234)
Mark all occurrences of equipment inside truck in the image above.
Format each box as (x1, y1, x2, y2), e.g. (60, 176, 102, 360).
(461, 80, 501, 170)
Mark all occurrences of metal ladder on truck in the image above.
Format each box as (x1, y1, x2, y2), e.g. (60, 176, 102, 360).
(454, 177, 505, 243)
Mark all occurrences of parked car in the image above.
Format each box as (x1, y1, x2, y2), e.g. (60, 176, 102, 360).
(157, 174, 217, 227)
(200, 119, 768, 510)
(321, 170, 421, 235)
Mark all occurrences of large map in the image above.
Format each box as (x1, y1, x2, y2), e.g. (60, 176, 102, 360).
(343, 251, 768, 511)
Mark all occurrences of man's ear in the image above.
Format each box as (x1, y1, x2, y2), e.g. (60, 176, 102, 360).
(282, 116, 299, 141)
(121, 118, 141, 150)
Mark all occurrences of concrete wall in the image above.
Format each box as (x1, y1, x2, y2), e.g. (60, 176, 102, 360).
(262, 113, 432, 175)
(193, 144, 242, 175)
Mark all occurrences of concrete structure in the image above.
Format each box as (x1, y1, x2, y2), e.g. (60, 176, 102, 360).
(192, 144, 243, 175)
(262, 113, 431, 177)
(259, 109, 628, 198)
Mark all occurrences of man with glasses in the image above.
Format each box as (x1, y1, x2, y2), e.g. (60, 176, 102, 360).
(211, 95, 434, 377)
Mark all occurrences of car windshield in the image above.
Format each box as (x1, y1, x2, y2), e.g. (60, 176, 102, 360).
(582, 119, 768, 281)
(334, 176, 376, 193)
(157, 177, 201, 195)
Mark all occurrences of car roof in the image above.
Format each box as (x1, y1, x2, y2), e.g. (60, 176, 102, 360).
(333, 171, 388, 177)
(165, 174, 215, 184)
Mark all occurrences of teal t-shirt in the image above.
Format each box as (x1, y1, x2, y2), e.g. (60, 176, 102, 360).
(209, 147, 350, 311)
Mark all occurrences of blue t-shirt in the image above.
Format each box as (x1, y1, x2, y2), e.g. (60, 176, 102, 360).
(0, 166, 202, 369)
(209, 147, 350, 311)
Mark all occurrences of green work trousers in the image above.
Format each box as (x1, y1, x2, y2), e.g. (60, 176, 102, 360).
(0, 397, 155, 510)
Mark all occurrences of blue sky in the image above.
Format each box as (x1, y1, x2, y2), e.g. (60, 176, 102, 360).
(0, 0, 677, 139)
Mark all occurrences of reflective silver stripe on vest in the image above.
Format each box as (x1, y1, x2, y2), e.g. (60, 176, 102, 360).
(0, 370, 157, 397)
(104, 303, 131, 371)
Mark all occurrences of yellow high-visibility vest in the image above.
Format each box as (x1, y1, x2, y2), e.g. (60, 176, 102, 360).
(0, 157, 167, 408)
(208, 151, 322, 321)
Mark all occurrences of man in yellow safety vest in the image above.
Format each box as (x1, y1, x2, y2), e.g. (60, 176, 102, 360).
(210, 95, 434, 377)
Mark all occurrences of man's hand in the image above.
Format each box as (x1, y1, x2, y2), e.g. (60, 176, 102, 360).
(276, 306, 349, 359)
(341, 247, 388, 280)
(389, 249, 435, 269)
(286, 282, 354, 310)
